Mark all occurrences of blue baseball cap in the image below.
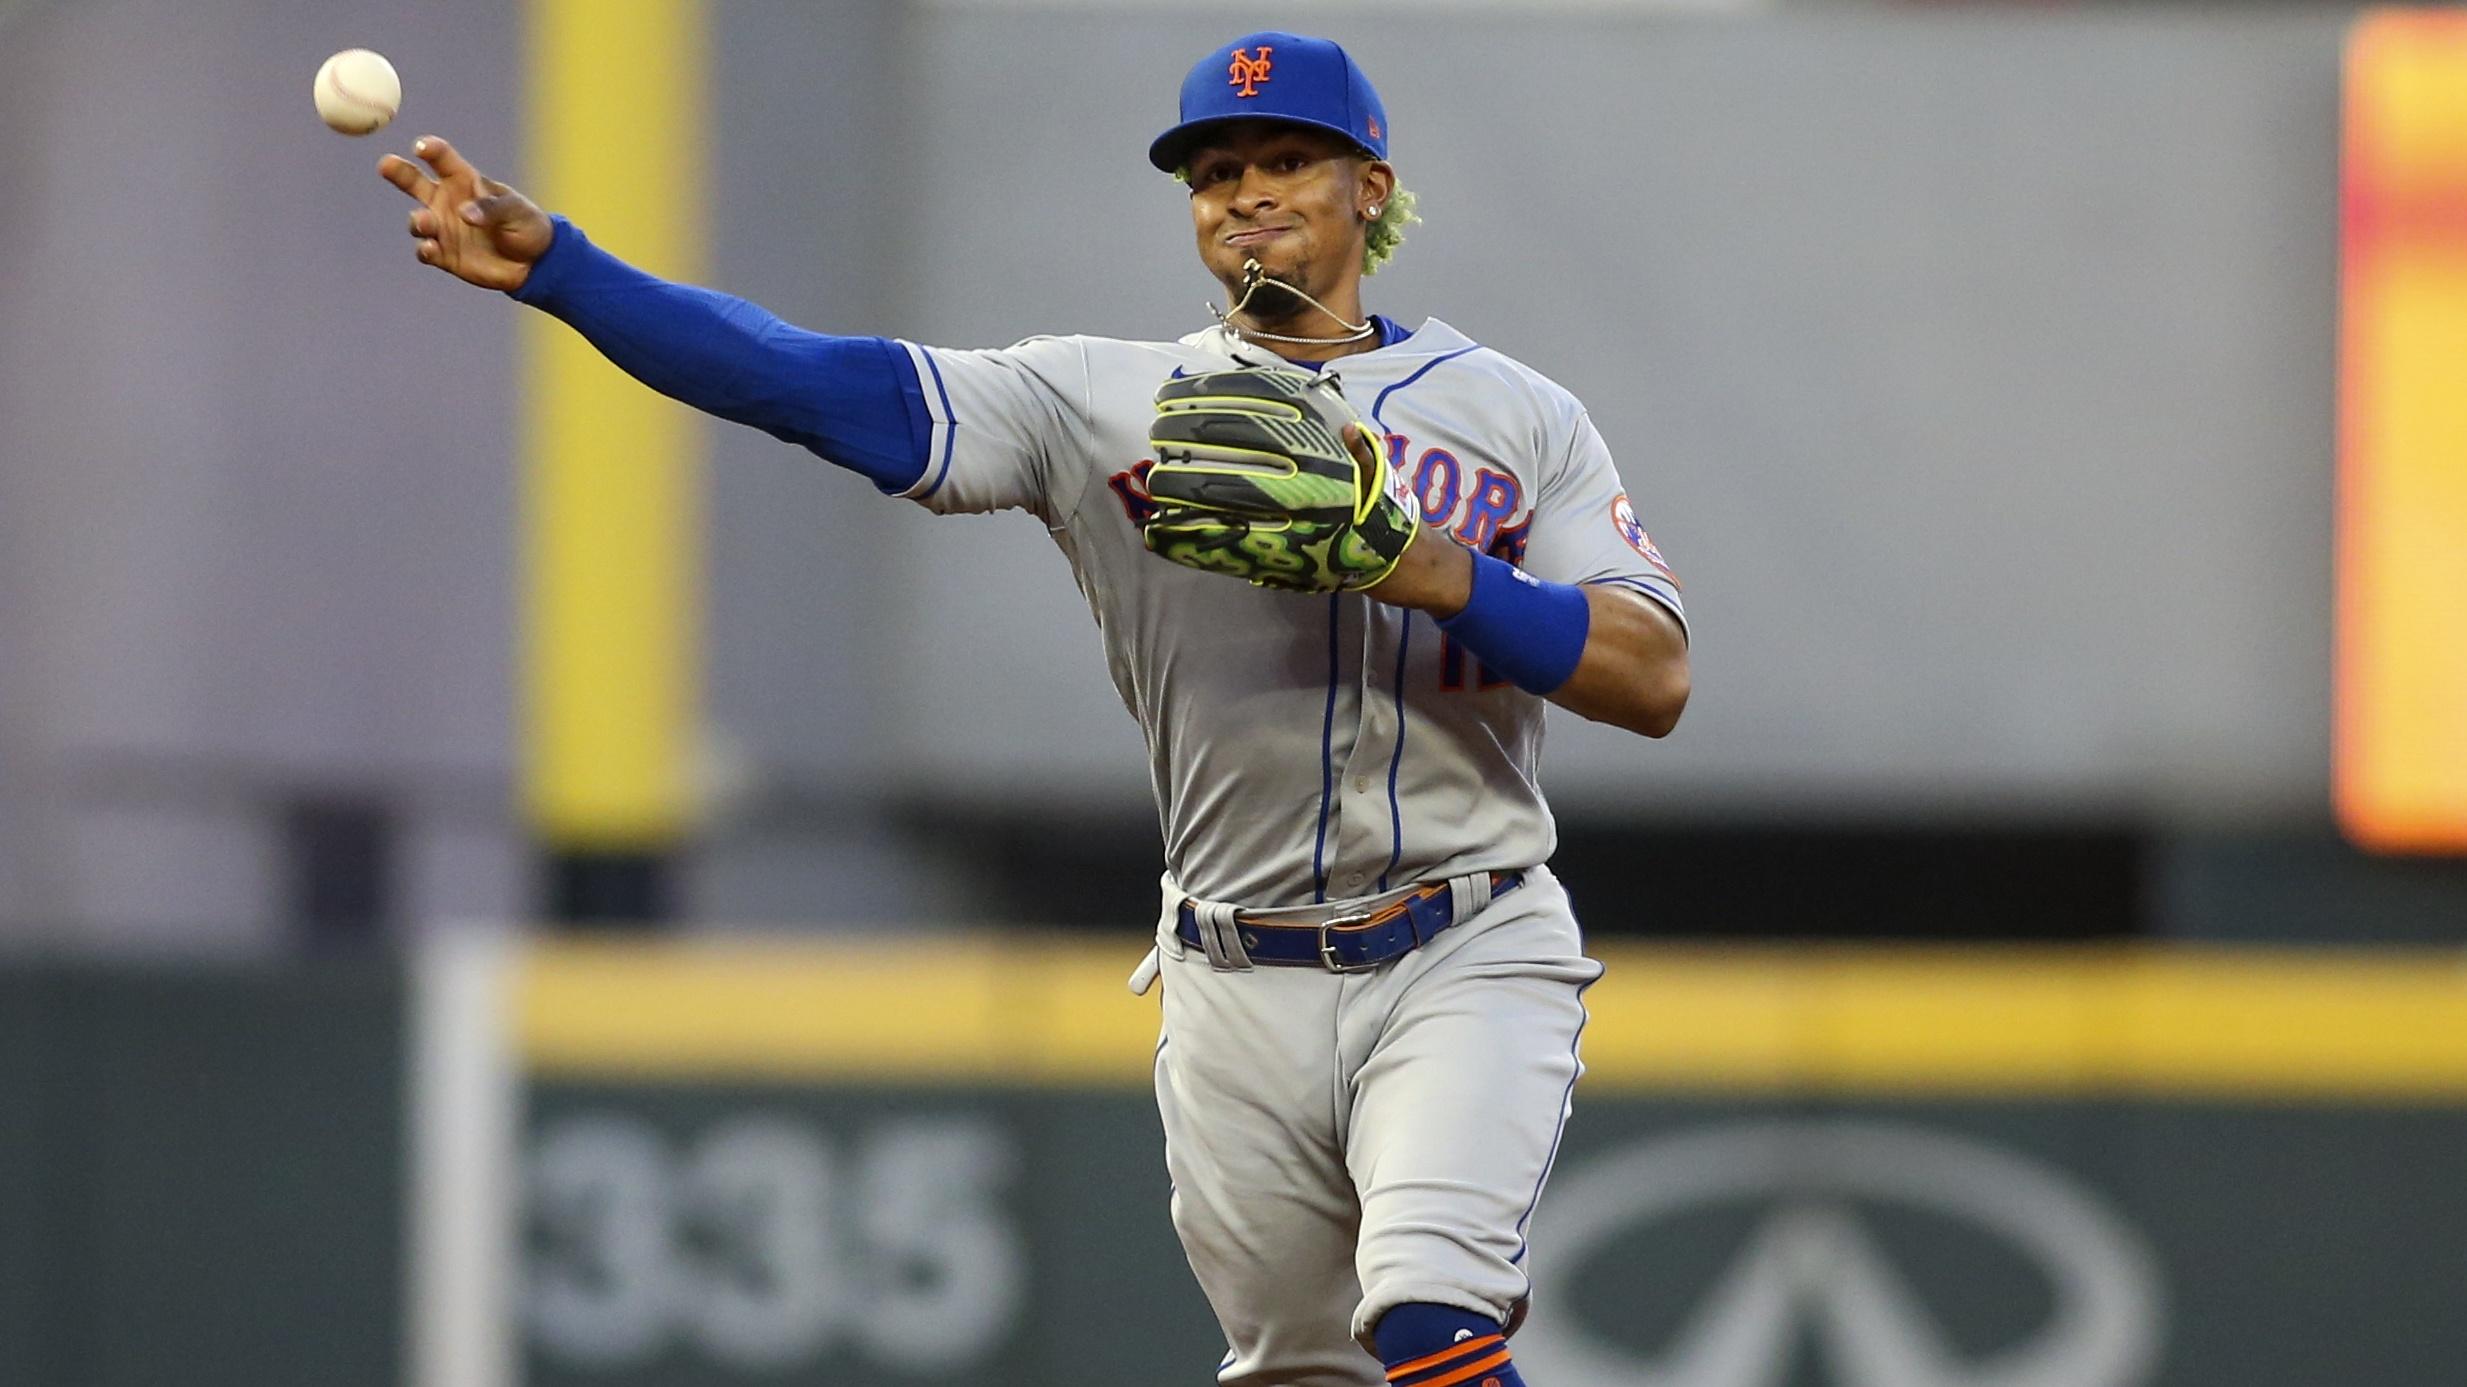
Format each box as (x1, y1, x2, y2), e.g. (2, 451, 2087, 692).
(1148, 31, 1389, 173)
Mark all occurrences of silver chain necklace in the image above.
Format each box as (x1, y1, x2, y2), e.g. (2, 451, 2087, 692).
(1205, 259, 1374, 346)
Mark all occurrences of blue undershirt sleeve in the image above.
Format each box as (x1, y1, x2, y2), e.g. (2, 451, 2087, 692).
(508, 215, 931, 494)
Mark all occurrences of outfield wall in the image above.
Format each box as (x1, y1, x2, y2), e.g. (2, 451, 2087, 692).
(6, 938, 2466, 1387)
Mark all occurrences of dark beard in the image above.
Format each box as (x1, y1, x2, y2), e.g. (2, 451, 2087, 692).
(1228, 269, 1317, 334)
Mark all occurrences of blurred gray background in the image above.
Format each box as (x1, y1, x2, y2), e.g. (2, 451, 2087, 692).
(0, 0, 2456, 949)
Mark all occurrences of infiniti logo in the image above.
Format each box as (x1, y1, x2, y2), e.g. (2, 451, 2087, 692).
(1517, 1121, 2165, 1387)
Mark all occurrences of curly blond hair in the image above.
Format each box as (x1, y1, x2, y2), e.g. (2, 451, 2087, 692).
(1362, 186, 1419, 277)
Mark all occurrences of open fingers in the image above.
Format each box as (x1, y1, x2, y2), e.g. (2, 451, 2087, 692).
(412, 135, 477, 184)
(407, 207, 441, 238)
(378, 152, 437, 202)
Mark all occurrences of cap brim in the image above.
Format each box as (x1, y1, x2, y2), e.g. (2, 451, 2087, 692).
(1147, 114, 1377, 173)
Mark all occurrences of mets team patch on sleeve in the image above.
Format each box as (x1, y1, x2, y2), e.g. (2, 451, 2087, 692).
(1611, 494, 1680, 586)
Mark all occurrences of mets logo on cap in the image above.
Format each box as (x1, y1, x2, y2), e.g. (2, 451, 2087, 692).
(1227, 46, 1273, 98)
(1149, 32, 1391, 172)
(1611, 494, 1680, 585)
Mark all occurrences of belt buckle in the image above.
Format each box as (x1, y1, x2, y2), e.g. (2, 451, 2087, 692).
(1316, 912, 1379, 973)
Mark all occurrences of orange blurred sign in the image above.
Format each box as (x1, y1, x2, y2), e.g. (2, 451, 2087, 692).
(2338, 10, 2467, 853)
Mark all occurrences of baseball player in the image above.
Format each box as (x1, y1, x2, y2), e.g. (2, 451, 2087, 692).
(382, 30, 1687, 1387)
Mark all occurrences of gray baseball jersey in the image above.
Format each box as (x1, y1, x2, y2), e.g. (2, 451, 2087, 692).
(894, 320, 1685, 910)
(893, 318, 1683, 1386)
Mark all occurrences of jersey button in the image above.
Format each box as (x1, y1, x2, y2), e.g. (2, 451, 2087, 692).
(1352, 775, 1370, 793)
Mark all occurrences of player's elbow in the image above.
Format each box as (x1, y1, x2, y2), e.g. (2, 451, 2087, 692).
(1584, 584, 1689, 737)
(1578, 654, 1688, 738)
(1632, 659, 1690, 738)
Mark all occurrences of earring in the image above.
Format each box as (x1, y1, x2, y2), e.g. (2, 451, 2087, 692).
(1368, 204, 1383, 219)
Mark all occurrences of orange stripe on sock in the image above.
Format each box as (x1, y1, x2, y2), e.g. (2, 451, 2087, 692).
(1386, 1334, 1503, 1381)
(1419, 1347, 1513, 1387)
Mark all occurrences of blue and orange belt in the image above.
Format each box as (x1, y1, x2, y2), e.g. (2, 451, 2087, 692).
(1175, 871, 1523, 972)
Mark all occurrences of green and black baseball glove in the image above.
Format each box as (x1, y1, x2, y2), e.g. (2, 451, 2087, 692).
(1142, 367, 1420, 593)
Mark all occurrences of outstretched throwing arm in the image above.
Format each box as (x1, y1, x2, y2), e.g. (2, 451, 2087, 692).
(376, 137, 929, 492)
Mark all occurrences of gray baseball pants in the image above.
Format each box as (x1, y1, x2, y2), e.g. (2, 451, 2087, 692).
(1146, 864, 1601, 1387)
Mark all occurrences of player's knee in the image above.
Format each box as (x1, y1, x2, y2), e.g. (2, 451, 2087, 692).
(1353, 1222, 1526, 1334)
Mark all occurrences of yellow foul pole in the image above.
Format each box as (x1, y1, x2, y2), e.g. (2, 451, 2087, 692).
(520, 0, 707, 856)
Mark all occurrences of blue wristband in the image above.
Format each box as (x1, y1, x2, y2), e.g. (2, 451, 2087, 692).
(1434, 550, 1591, 695)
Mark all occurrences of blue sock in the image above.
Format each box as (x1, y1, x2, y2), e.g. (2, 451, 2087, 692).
(1373, 1303, 1527, 1387)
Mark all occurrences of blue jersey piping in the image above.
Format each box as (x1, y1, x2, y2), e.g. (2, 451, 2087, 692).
(1377, 612, 1412, 892)
(1311, 592, 1343, 903)
(1369, 344, 1480, 421)
(1364, 343, 1480, 893)
(916, 349, 958, 499)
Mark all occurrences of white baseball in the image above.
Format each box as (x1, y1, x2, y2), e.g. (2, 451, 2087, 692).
(314, 48, 401, 136)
